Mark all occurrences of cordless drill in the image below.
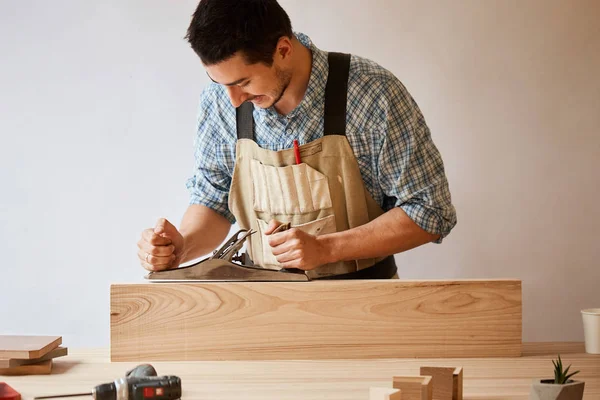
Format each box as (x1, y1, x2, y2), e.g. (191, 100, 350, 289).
(34, 364, 182, 400)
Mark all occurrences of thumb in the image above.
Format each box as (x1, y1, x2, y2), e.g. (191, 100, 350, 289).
(154, 218, 177, 238)
(264, 219, 281, 235)
(265, 220, 291, 235)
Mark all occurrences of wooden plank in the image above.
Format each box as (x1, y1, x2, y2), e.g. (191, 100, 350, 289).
(0, 336, 61, 359)
(370, 387, 402, 400)
(110, 279, 522, 361)
(0, 347, 68, 368)
(0, 360, 52, 376)
(393, 376, 432, 400)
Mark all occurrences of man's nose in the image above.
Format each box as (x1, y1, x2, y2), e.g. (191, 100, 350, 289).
(226, 86, 249, 108)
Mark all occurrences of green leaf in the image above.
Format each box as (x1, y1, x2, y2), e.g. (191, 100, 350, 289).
(565, 370, 580, 382)
(558, 355, 563, 371)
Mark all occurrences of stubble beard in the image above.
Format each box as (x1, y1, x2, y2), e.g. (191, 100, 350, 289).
(270, 66, 292, 108)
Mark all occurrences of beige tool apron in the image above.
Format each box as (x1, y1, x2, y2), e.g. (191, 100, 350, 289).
(229, 134, 388, 280)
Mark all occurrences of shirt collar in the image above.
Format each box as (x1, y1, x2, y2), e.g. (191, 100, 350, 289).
(258, 32, 327, 119)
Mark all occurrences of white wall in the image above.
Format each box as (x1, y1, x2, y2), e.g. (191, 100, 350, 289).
(1, 0, 598, 347)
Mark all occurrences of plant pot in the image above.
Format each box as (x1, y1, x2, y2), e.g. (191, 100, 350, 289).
(529, 379, 585, 400)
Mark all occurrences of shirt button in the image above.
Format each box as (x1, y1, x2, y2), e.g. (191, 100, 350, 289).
(286, 127, 292, 134)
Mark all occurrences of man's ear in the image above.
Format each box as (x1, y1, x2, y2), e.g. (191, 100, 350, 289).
(275, 36, 293, 61)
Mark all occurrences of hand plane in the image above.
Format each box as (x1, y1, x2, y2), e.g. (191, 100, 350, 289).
(145, 229, 309, 282)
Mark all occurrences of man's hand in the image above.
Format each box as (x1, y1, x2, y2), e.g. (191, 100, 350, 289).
(265, 220, 330, 270)
(137, 218, 184, 271)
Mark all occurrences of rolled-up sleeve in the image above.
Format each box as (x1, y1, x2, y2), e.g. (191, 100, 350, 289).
(185, 88, 236, 224)
(377, 78, 457, 242)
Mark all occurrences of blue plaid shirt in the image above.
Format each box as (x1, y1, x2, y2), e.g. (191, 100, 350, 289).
(186, 33, 457, 241)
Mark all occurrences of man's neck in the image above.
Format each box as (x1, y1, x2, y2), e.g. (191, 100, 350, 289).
(274, 37, 312, 115)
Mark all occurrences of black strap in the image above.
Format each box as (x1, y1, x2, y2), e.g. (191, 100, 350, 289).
(315, 256, 397, 280)
(235, 51, 351, 140)
(236, 101, 254, 140)
(323, 52, 351, 136)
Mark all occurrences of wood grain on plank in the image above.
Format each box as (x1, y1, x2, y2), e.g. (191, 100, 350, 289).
(0, 346, 68, 368)
(110, 280, 522, 361)
(0, 336, 61, 359)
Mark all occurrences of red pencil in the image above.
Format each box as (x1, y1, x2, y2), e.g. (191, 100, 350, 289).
(293, 139, 302, 164)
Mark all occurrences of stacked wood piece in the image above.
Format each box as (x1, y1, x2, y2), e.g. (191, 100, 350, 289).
(372, 366, 464, 400)
(0, 336, 67, 376)
(420, 367, 463, 400)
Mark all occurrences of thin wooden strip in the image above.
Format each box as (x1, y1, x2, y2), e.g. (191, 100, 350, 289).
(110, 280, 522, 361)
(0, 336, 62, 359)
(0, 346, 68, 368)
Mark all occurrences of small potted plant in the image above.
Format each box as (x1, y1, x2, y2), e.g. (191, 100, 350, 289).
(530, 355, 585, 400)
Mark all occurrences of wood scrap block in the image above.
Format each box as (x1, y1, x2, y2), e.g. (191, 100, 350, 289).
(110, 280, 522, 361)
(420, 367, 463, 400)
(0, 336, 61, 359)
(0, 359, 52, 376)
(393, 376, 432, 400)
(0, 346, 68, 369)
(370, 387, 402, 400)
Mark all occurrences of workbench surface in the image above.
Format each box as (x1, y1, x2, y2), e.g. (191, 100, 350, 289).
(2, 343, 599, 399)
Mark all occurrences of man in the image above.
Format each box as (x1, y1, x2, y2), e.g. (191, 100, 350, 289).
(137, 0, 457, 279)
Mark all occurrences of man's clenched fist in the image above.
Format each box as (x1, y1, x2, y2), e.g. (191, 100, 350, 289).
(138, 218, 184, 271)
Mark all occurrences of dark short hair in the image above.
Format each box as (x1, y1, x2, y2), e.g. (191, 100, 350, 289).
(185, 0, 293, 66)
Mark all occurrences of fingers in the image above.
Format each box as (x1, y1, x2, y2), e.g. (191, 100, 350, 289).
(154, 218, 179, 238)
(264, 219, 282, 235)
(154, 218, 166, 235)
(268, 228, 297, 247)
(274, 249, 302, 264)
(279, 259, 305, 271)
(270, 237, 297, 256)
(137, 249, 176, 272)
(142, 228, 172, 246)
(269, 231, 303, 265)
(137, 237, 175, 257)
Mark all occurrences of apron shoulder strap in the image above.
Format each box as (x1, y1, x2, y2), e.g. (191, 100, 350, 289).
(235, 51, 351, 140)
(324, 52, 351, 136)
(236, 101, 254, 140)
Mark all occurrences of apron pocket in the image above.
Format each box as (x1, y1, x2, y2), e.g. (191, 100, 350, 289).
(256, 215, 337, 268)
(250, 159, 332, 215)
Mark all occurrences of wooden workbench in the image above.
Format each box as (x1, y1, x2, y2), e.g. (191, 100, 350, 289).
(2, 343, 598, 399)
